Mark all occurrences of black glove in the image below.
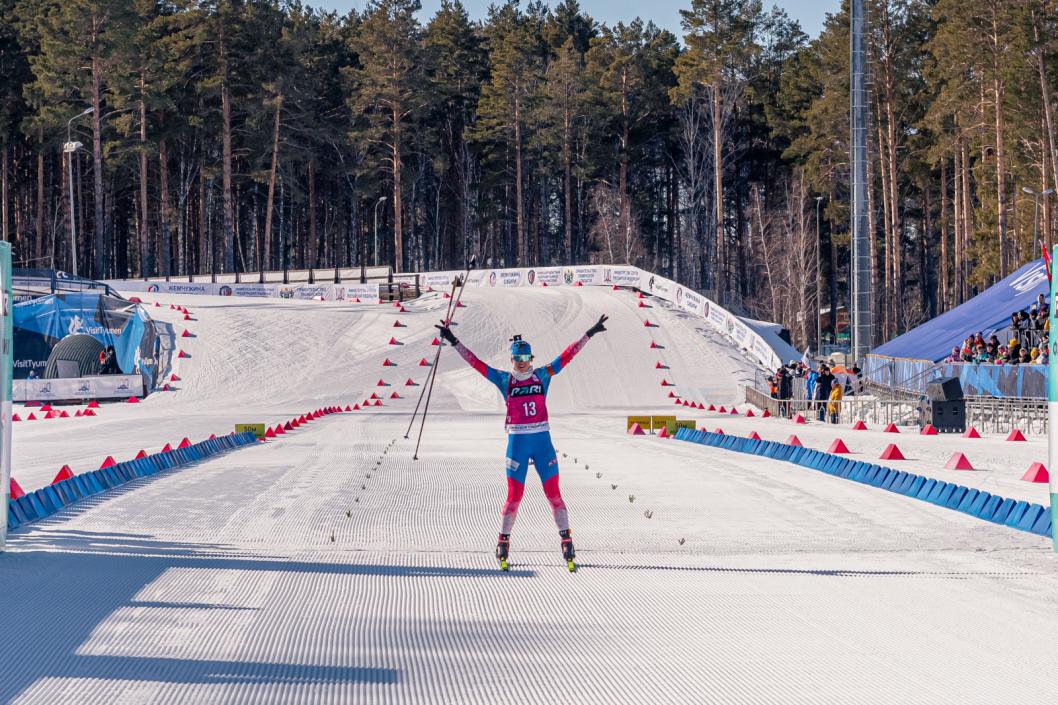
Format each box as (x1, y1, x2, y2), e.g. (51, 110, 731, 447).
(435, 321, 458, 345)
(586, 314, 608, 338)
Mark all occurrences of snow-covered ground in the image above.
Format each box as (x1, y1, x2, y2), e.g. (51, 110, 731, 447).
(3, 284, 1058, 704)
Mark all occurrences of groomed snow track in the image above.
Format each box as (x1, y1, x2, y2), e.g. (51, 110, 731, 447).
(3, 285, 1058, 704)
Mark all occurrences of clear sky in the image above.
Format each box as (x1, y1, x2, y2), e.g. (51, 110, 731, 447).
(323, 1, 841, 39)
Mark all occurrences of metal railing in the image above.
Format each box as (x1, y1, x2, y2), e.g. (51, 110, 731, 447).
(745, 387, 1047, 434)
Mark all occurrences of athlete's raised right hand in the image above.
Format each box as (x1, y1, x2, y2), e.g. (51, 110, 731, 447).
(435, 321, 458, 345)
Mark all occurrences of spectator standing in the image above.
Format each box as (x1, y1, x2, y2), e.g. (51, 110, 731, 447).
(777, 367, 793, 418)
(827, 381, 843, 424)
(814, 364, 833, 422)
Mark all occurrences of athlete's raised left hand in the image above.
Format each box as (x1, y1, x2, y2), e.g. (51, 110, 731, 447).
(586, 314, 608, 338)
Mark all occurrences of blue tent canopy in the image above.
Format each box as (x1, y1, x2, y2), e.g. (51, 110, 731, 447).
(13, 291, 161, 385)
(873, 259, 1049, 362)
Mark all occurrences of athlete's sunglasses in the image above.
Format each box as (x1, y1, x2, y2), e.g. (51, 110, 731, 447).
(512, 353, 533, 362)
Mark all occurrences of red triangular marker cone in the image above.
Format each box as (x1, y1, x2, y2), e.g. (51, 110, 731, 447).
(178, 437, 192, 448)
(1006, 429, 1027, 442)
(879, 444, 905, 461)
(99, 456, 117, 469)
(945, 452, 974, 470)
(134, 449, 148, 459)
(793, 414, 806, 425)
(1021, 462, 1049, 483)
(962, 427, 981, 439)
(657, 426, 670, 438)
(748, 431, 762, 440)
(52, 465, 75, 483)
(828, 439, 851, 454)
(920, 424, 937, 436)
(745, 409, 755, 417)
(628, 422, 645, 435)
(419, 358, 430, 366)
(882, 423, 899, 433)
(162, 443, 173, 452)
(786, 435, 803, 447)
(851, 420, 867, 430)
(10, 478, 25, 500)
(762, 409, 771, 418)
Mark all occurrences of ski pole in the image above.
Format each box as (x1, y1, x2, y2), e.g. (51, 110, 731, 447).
(404, 257, 476, 440)
(402, 274, 460, 438)
(412, 260, 475, 459)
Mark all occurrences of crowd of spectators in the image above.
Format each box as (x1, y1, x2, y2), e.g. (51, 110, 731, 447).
(768, 360, 861, 423)
(943, 293, 1050, 366)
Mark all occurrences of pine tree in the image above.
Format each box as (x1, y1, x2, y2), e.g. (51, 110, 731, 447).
(345, 0, 423, 272)
(673, 0, 764, 297)
(423, 0, 485, 269)
(473, 0, 544, 265)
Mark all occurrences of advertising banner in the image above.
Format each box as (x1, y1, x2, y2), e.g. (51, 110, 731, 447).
(13, 374, 144, 402)
(109, 279, 381, 303)
(12, 293, 162, 387)
(109, 262, 793, 371)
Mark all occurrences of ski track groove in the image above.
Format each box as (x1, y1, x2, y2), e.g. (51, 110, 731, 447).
(4, 287, 1058, 703)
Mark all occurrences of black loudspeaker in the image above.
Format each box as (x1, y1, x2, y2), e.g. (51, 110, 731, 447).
(926, 376, 964, 402)
(919, 400, 966, 433)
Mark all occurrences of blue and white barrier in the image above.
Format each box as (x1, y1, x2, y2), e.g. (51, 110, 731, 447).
(672, 427, 1053, 539)
(5, 432, 257, 532)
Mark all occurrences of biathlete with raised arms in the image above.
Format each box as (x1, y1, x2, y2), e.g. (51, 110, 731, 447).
(435, 314, 608, 570)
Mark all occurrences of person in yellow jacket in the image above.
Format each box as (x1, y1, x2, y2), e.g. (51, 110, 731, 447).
(827, 382, 843, 424)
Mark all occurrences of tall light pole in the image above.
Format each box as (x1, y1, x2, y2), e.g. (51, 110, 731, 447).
(64, 108, 93, 277)
(373, 196, 387, 270)
(1022, 186, 1054, 257)
(815, 196, 824, 355)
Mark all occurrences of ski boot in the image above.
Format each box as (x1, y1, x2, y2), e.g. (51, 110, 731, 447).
(496, 533, 511, 571)
(560, 529, 576, 572)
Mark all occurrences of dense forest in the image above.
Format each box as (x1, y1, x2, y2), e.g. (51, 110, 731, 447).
(1, 0, 1057, 348)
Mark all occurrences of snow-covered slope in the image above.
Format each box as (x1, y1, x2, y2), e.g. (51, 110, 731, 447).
(3, 284, 1058, 704)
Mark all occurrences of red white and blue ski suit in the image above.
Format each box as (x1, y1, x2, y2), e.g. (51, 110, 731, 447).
(454, 336, 589, 533)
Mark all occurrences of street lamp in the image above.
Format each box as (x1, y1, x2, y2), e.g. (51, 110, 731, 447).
(1022, 186, 1054, 258)
(64, 107, 94, 277)
(373, 195, 387, 271)
(815, 196, 824, 355)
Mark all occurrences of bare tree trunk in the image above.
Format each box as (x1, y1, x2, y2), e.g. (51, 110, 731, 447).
(392, 101, 404, 272)
(1, 143, 8, 243)
(308, 160, 317, 268)
(159, 139, 172, 277)
(875, 104, 893, 337)
(91, 57, 105, 277)
(198, 168, 208, 275)
(563, 106, 572, 263)
(990, 6, 1008, 277)
(866, 131, 879, 343)
(712, 85, 725, 296)
(961, 138, 972, 299)
(884, 91, 902, 332)
(514, 96, 524, 265)
(939, 157, 949, 311)
(36, 130, 44, 261)
(264, 94, 283, 271)
(138, 93, 149, 276)
(923, 182, 933, 316)
(219, 19, 235, 273)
